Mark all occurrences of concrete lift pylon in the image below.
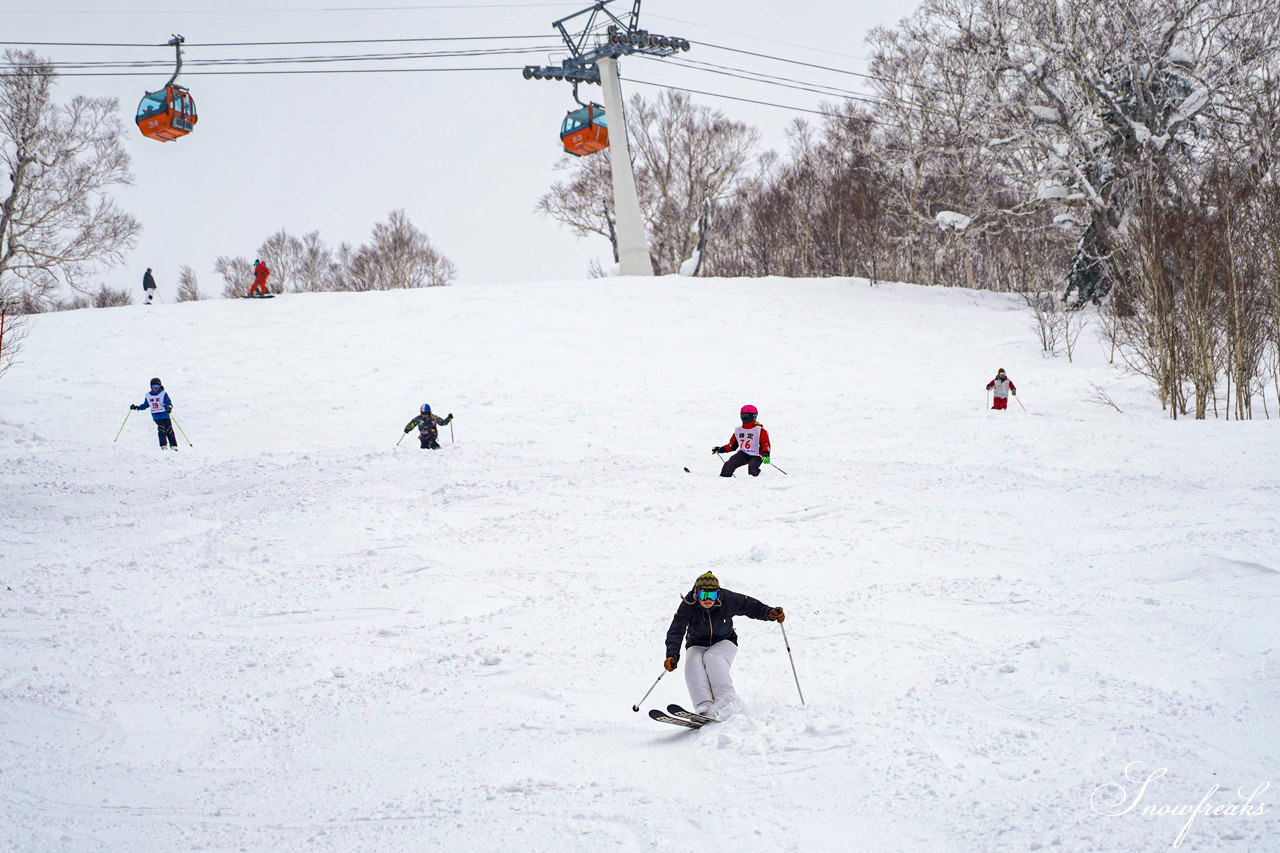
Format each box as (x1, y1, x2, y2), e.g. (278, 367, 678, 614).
(522, 1, 690, 277)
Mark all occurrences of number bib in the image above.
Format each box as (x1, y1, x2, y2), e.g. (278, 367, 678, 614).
(734, 424, 763, 456)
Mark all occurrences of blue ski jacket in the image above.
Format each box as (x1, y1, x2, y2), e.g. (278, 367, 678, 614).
(137, 390, 173, 421)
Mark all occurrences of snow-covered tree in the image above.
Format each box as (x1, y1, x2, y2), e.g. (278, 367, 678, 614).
(874, 0, 1277, 304)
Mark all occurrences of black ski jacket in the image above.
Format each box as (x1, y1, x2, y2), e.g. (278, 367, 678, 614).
(405, 412, 450, 438)
(665, 587, 772, 659)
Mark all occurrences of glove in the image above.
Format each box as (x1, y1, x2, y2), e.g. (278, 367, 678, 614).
(762, 455, 770, 465)
(1011, 389, 1017, 395)
(404, 425, 413, 433)
(446, 413, 453, 421)
(767, 607, 785, 623)
(130, 404, 139, 410)
(712, 446, 723, 455)
(664, 656, 679, 672)
(165, 407, 172, 412)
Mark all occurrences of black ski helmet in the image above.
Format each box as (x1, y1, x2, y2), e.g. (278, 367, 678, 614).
(150, 377, 162, 387)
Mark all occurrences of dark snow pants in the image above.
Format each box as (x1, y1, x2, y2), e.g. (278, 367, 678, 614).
(720, 451, 762, 478)
(155, 417, 177, 447)
(419, 426, 440, 449)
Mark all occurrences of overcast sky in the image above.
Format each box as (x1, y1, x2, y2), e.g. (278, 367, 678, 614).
(3, 0, 921, 296)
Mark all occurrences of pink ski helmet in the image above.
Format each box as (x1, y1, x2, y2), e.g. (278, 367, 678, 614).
(740, 405, 758, 415)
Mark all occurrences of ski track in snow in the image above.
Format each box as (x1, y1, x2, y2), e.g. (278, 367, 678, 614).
(1, 278, 1277, 852)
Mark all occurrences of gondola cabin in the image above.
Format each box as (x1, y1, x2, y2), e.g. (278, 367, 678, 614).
(560, 104, 608, 156)
(136, 85, 197, 142)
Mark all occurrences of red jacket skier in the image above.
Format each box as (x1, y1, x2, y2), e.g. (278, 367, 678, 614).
(986, 368, 1017, 410)
(713, 404, 771, 477)
(248, 259, 271, 296)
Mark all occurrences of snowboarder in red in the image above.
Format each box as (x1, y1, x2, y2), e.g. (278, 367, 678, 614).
(987, 368, 1016, 410)
(248, 259, 271, 297)
(713, 404, 771, 477)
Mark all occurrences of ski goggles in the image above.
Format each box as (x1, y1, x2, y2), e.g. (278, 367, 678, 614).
(697, 589, 719, 601)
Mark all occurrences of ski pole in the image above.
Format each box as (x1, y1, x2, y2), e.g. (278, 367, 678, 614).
(171, 418, 193, 446)
(397, 430, 409, 447)
(1015, 395, 1026, 411)
(449, 421, 454, 444)
(768, 461, 789, 476)
(631, 669, 666, 712)
(113, 408, 133, 442)
(780, 623, 805, 706)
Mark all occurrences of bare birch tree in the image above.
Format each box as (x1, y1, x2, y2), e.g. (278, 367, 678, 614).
(215, 255, 253, 298)
(343, 210, 455, 290)
(1, 49, 139, 371)
(258, 229, 304, 294)
(538, 91, 759, 275)
(176, 265, 203, 302)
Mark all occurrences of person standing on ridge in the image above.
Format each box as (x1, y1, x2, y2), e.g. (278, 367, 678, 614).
(663, 572, 785, 719)
(248, 259, 271, 297)
(404, 404, 453, 449)
(142, 268, 157, 304)
(986, 368, 1017, 410)
(130, 377, 178, 450)
(713, 404, 771, 477)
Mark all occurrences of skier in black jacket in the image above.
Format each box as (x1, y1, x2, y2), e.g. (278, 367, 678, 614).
(142, 268, 157, 304)
(403, 403, 453, 449)
(663, 571, 784, 718)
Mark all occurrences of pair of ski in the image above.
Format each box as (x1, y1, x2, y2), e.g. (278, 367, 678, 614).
(649, 704, 717, 729)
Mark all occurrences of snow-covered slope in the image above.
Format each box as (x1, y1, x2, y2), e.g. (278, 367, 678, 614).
(2, 277, 1276, 852)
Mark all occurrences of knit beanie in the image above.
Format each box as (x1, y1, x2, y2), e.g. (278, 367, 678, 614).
(694, 572, 719, 592)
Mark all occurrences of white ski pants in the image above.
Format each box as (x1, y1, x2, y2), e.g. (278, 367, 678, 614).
(684, 640, 738, 716)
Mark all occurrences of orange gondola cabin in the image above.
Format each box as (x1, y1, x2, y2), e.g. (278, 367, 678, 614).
(560, 103, 608, 156)
(136, 85, 197, 142)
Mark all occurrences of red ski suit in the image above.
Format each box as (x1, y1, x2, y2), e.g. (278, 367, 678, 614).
(987, 375, 1016, 410)
(249, 262, 271, 296)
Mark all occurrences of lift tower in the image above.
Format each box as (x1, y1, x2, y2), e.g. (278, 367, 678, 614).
(523, 1, 689, 277)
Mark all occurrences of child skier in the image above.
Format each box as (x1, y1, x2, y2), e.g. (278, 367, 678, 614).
(986, 368, 1017, 410)
(130, 377, 177, 450)
(663, 572, 784, 719)
(712, 404, 771, 477)
(403, 404, 453, 449)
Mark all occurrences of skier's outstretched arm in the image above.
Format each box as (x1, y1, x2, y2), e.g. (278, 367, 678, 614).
(730, 591, 774, 621)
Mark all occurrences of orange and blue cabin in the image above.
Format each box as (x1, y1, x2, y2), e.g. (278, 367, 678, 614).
(136, 85, 197, 142)
(560, 104, 608, 157)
